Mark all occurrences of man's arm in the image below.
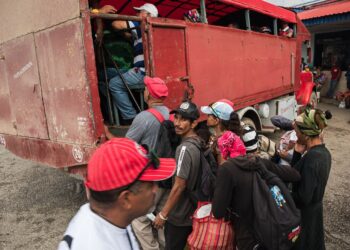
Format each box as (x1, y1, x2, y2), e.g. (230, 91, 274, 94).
(264, 159, 301, 182)
(125, 113, 148, 143)
(111, 20, 128, 30)
(154, 144, 193, 228)
(153, 176, 186, 229)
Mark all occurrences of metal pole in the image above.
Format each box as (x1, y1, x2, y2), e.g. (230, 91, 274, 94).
(245, 10, 251, 30)
(273, 18, 278, 35)
(103, 45, 142, 113)
(100, 47, 115, 125)
(90, 13, 142, 22)
(200, 0, 208, 24)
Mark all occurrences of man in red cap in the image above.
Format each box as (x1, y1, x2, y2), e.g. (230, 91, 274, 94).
(126, 76, 172, 250)
(58, 138, 175, 250)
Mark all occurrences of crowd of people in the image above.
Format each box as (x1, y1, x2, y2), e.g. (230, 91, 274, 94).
(59, 73, 333, 249)
(56, 2, 336, 249)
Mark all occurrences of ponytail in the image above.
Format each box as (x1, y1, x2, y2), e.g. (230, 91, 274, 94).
(220, 112, 242, 136)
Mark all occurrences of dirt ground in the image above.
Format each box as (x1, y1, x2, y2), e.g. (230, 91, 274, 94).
(0, 102, 349, 250)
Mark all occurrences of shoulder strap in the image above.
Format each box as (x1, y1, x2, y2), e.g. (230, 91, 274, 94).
(147, 108, 165, 123)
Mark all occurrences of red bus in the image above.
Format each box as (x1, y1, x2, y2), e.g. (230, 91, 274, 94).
(0, 0, 310, 175)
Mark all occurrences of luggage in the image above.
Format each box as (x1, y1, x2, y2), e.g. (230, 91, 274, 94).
(187, 202, 234, 250)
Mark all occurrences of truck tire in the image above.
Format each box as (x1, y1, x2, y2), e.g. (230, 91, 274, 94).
(242, 117, 256, 130)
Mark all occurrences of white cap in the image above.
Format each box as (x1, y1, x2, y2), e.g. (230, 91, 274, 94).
(201, 99, 234, 121)
(134, 3, 158, 17)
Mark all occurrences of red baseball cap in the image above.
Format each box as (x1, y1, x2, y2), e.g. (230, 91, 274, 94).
(85, 138, 176, 191)
(144, 76, 168, 99)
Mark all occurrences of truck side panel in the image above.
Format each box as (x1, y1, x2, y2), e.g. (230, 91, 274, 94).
(0, 0, 80, 44)
(0, 47, 16, 135)
(35, 19, 95, 145)
(2, 34, 48, 139)
(150, 24, 189, 106)
(186, 24, 296, 109)
(146, 20, 298, 112)
(0, 0, 104, 168)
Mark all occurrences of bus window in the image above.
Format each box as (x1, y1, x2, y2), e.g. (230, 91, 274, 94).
(249, 11, 274, 35)
(213, 9, 246, 30)
(278, 20, 296, 38)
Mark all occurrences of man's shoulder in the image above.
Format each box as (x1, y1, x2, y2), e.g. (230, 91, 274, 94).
(179, 138, 202, 151)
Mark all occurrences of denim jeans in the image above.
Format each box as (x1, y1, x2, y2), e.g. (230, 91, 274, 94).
(326, 79, 338, 98)
(108, 68, 144, 120)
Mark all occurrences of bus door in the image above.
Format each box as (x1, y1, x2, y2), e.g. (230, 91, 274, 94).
(144, 20, 191, 109)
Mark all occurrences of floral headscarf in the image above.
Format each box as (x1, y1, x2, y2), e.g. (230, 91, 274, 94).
(295, 107, 327, 136)
(184, 9, 201, 23)
(218, 131, 246, 160)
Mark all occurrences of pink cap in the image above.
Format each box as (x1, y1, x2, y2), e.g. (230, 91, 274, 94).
(85, 138, 176, 191)
(144, 76, 168, 99)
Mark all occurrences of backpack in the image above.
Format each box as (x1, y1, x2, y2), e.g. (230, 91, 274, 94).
(147, 108, 181, 188)
(248, 159, 301, 250)
(258, 134, 276, 158)
(187, 140, 218, 205)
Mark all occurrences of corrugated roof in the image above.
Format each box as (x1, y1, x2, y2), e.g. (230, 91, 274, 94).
(298, 0, 350, 20)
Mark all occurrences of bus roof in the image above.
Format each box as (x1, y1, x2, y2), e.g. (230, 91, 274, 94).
(105, 0, 296, 24)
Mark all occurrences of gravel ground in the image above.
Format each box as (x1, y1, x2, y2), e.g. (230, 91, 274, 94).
(0, 102, 349, 250)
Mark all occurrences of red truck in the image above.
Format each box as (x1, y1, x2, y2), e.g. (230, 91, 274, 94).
(0, 0, 310, 175)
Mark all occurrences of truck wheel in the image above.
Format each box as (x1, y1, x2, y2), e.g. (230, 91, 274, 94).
(242, 117, 256, 130)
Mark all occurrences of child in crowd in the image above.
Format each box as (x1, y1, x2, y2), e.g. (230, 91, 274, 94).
(201, 99, 245, 164)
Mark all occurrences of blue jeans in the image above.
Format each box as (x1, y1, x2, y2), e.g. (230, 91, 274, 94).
(326, 79, 339, 98)
(107, 68, 144, 120)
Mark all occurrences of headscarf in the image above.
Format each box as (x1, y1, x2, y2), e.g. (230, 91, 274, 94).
(184, 9, 201, 23)
(218, 131, 246, 160)
(295, 107, 327, 136)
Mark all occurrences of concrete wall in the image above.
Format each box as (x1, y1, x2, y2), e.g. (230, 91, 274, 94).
(0, 0, 80, 44)
(320, 71, 348, 97)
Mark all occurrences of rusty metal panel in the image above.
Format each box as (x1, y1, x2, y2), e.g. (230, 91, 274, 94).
(152, 26, 187, 78)
(0, 0, 80, 44)
(81, 9, 104, 139)
(0, 133, 95, 168)
(0, 46, 16, 135)
(35, 19, 95, 145)
(2, 34, 48, 139)
(149, 25, 188, 108)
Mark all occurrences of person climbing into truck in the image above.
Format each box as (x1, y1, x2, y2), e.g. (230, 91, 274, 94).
(108, 3, 158, 125)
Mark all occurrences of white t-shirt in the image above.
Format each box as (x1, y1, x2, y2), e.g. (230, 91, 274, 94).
(58, 204, 140, 250)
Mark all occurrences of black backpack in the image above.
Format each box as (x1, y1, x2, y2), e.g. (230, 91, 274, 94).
(187, 140, 218, 205)
(147, 108, 181, 188)
(248, 159, 301, 250)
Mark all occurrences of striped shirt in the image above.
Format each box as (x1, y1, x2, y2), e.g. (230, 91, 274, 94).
(128, 21, 145, 73)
